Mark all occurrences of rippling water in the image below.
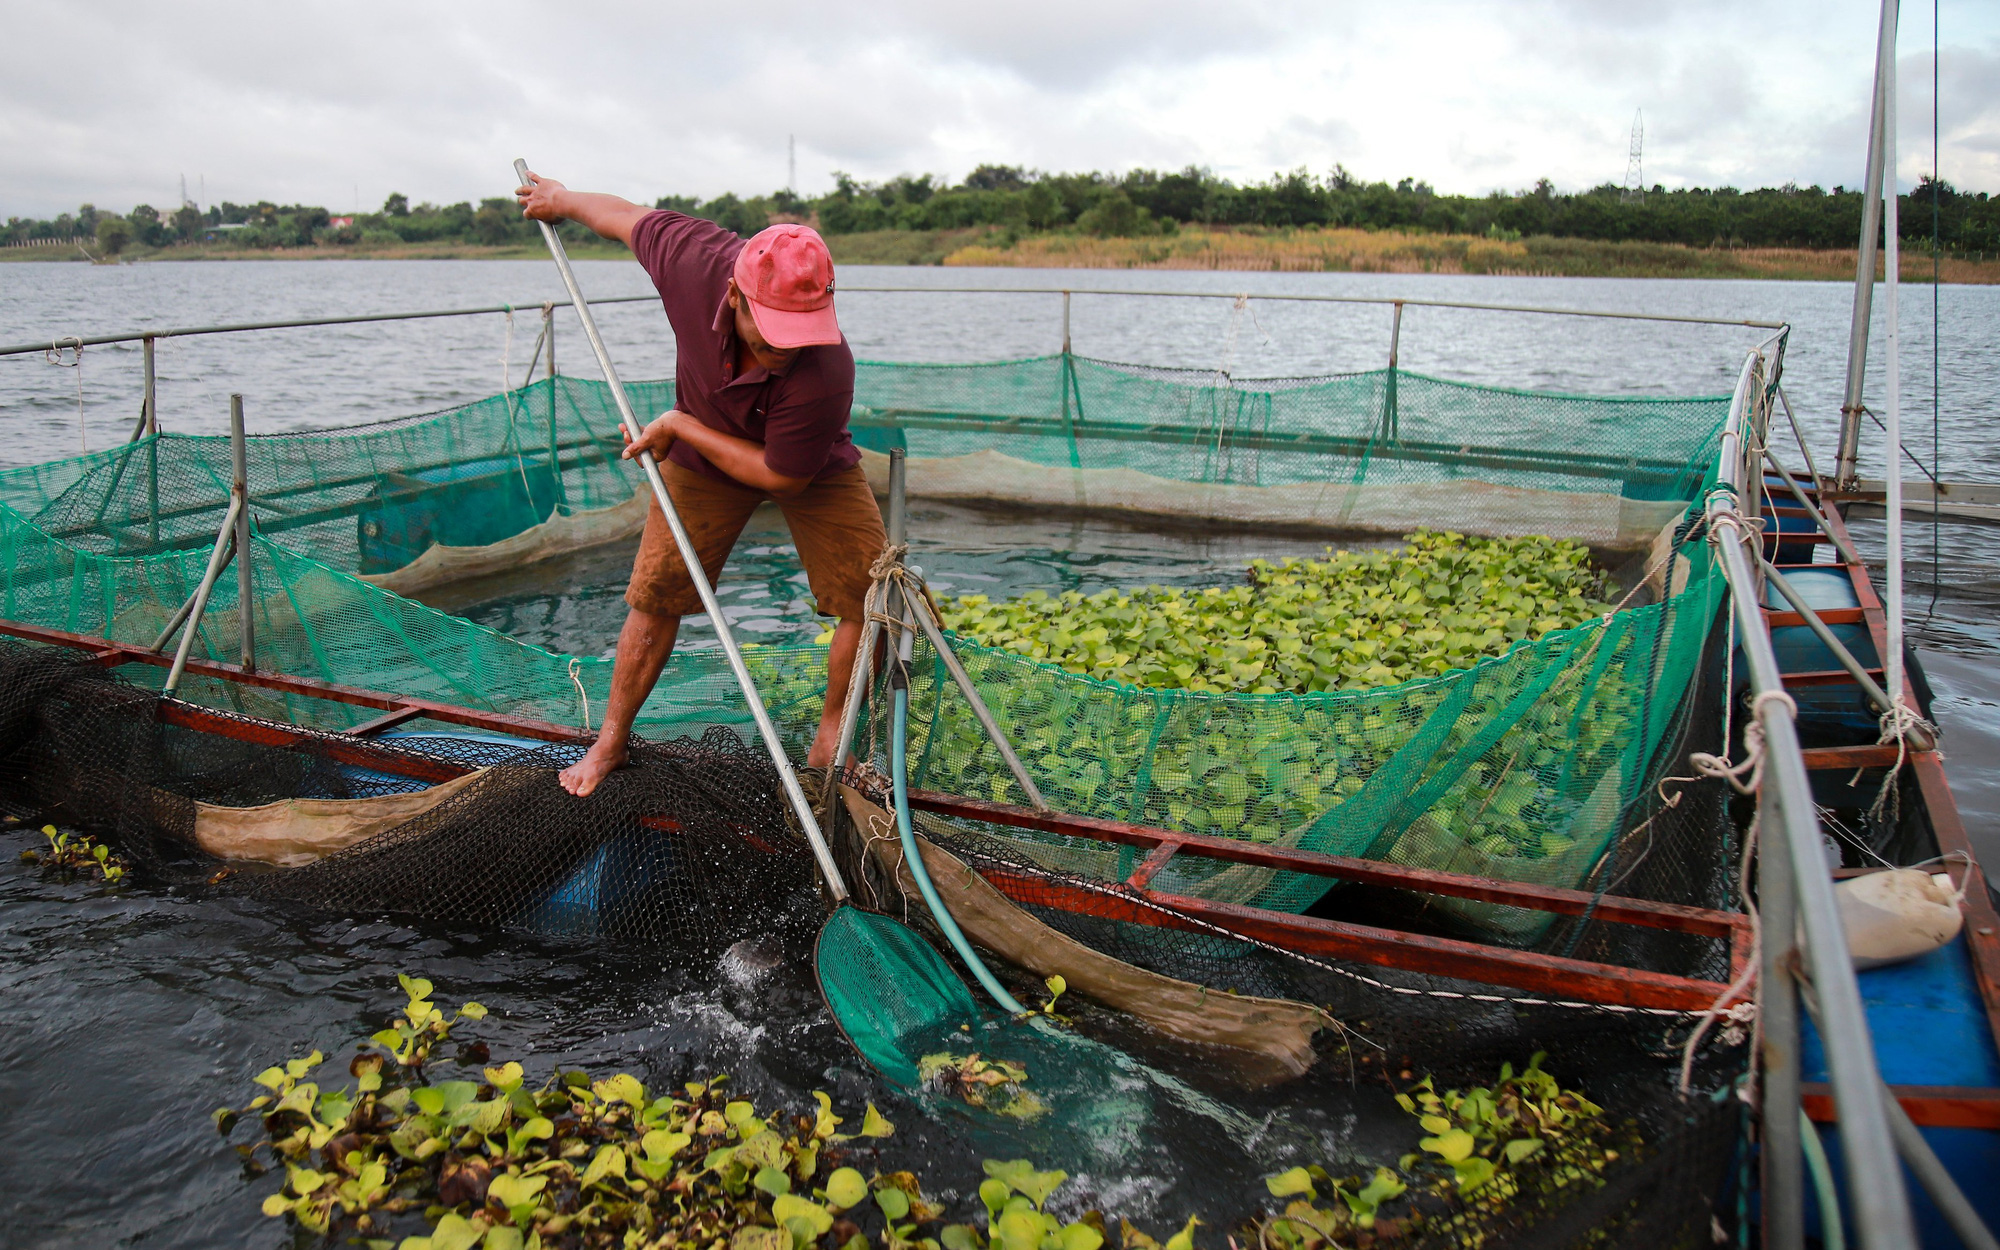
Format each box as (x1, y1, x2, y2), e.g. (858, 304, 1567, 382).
(1, 260, 1995, 1246)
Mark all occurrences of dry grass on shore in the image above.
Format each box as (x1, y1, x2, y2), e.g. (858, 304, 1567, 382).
(12, 226, 1995, 283)
(942, 226, 2000, 283)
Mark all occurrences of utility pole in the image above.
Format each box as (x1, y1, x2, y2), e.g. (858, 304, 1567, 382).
(1622, 110, 1645, 202)
(788, 135, 797, 196)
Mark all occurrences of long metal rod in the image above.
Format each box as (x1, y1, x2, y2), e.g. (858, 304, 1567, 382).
(906, 590, 1047, 811)
(1838, 0, 1901, 486)
(1754, 547, 1930, 751)
(1761, 776, 1806, 1250)
(1765, 446, 1864, 565)
(163, 495, 242, 694)
(141, 336, 156, 434)
(1714, 350, 1916, 1250)
(1883, 1081, 2000, 1250)
(0, 296, 658, 357)
(1880, 30, 1907, 711)
(230, 394, 254, 672)
(836, 286, 1788, 329)
(513, 157, 847, 902)
(0, 287, 1786, 361)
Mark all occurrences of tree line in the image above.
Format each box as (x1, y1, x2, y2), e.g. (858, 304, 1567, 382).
(7, 165, 1996, 254)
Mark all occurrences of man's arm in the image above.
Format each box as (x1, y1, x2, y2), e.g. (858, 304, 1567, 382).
(625, 412, 812, 498)
(516, 170, 650, 246)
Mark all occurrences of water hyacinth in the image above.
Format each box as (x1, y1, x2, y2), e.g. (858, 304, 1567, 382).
(938, 532, 1614, 696)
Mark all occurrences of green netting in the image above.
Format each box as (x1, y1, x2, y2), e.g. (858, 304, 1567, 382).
(0, 352, 1748, 943)
(850, 355, 1727, 548)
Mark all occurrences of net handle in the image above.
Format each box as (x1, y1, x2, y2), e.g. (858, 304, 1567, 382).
(513, 158, 849, 903)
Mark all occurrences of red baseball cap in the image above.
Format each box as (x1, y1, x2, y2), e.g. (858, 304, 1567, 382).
(733, 224, 841, 349)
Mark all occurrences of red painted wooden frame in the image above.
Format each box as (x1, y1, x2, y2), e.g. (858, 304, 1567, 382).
(0, 616, 1745, 1013)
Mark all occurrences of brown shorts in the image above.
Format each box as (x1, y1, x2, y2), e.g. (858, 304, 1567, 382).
(625, 462, 886, 620)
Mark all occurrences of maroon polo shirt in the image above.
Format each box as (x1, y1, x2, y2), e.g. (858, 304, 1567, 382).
(627, 210, 859, 484)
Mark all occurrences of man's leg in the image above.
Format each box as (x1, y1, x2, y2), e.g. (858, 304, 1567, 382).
(562, 462, 758, 797)
(557, 607, 680, 797)
(806, 616, 865, 768)
(774, 466, 890, 771)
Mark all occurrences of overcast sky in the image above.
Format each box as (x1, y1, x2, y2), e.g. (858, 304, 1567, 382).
(2, 0, 1995, 219)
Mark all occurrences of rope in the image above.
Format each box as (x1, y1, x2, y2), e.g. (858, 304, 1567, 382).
(43, 337, 85, 453)
(567, 656, 592, 735)
(1691, 690, 1796, 797)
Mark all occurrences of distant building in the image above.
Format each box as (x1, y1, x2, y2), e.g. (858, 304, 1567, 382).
(328, 216, 354, 228)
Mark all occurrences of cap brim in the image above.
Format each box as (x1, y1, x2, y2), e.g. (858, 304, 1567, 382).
(747, 298, 842, 349)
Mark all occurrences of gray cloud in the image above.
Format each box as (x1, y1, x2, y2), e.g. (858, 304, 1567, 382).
(0, 0, 1993, 219)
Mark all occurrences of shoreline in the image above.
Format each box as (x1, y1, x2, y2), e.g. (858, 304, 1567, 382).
(6, 227, 1996, 283)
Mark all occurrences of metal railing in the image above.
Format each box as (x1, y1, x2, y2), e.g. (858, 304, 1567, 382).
(1711, 334, 1916, 1250)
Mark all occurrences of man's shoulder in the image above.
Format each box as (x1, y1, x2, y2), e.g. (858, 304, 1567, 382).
(631, 210, 743, 284)
(783, 339, 855, 398)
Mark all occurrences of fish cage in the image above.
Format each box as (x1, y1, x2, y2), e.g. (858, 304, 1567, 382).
(2, 289, 1932, 1250)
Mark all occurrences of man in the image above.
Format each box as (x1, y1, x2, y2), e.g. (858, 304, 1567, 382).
(516, 171, 884, 798)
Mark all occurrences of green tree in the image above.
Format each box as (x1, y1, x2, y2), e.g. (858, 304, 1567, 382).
(473, 197, 514, 244)
(382, 192, 410, 217)
(94, 214, 132, 254)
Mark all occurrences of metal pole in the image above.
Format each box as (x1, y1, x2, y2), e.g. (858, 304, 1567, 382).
(144, 334, 159, 544)
(1881, 1082, 2000, 1250)
(1760, 778, 1805, 1250)
(1714, 352, 1917, 1250)
(1764, 447, 1862, 566)
(546, 302, 556, 377)
(163, 495, 242, 694)
(907, 591, 1047, 811)
(514, 157, 848, 903)
(1754, 546, 1928, 747)
(1838, 0, 1900, 488)
(231, 395, 254, 672)
(1383, 301, 1404, 441)
(1060, 290, 1071, 355)
(141, 335, 156, 434)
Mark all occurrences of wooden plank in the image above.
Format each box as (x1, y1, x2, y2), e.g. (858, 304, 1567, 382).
(344, 705, 429, 737)
(1764, 608, 1866, 628)
(1802, 744, 1912, 770)
(908, 788, 1744, 939)
(0, 619, 587, 744)
(1802, 1083, 2000, 1130)
(975, 867, 1734, 1012)
(156, 700, 471, 785)
(1780, 668, 1883, 688)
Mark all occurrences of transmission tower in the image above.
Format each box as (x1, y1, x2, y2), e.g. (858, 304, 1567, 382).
(1622, 110, 1645, 202)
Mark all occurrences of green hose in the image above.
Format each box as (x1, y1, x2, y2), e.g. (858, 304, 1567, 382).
(890, 667, 1028, 1016)
(1800, 1111, 1847, 1250)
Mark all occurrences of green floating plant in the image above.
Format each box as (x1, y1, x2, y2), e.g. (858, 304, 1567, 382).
(1252, 1054, 1627, 1250)
(18, 823, 127, 883)
(939, 532, 1613, 697)
(215, 973, 1200, 1250)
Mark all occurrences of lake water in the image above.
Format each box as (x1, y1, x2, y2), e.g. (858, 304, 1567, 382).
(0, 259, 1995, 1246)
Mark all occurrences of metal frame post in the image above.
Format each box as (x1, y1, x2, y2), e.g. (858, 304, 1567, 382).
(1714, 345, 1917, 1250)
(1382, 300, 1404, 441)
(231, 394, 254, 671)
(1060, 289, 1071, 355)
(143, 334, 160, 545)
(141, 335, 157, 434)
(1838, 0, 1901, 488)
(1760, 782, 1805, 1250)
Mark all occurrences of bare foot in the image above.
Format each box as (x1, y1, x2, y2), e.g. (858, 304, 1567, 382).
(559, 739, 627, 797)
